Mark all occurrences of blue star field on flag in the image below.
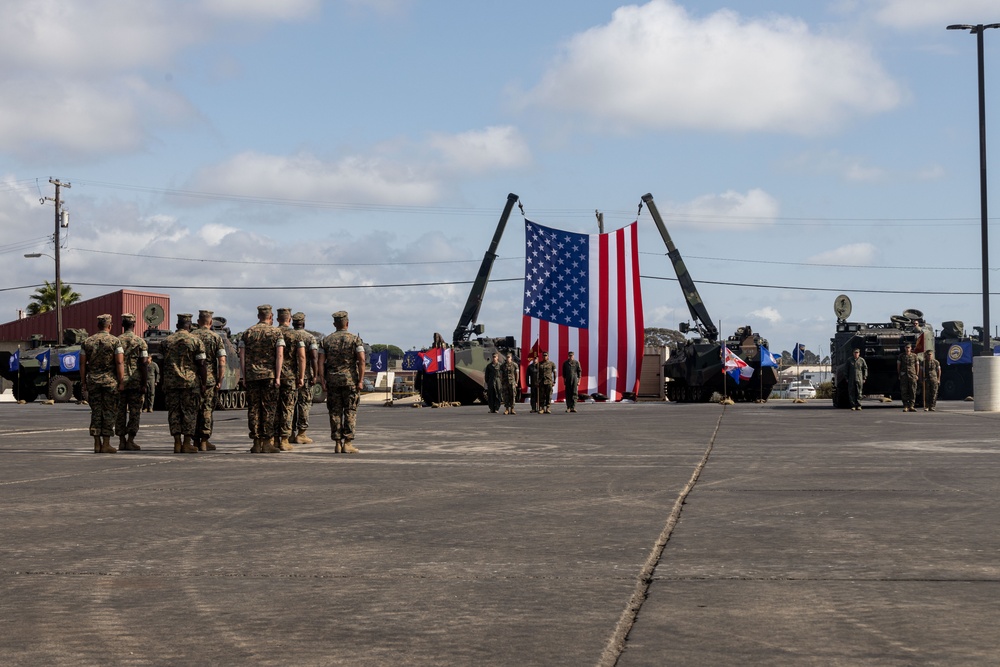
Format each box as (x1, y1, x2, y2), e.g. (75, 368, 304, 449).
(523, 222, 590, 328)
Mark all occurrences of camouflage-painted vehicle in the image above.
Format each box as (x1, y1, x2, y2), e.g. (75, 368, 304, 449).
(416, 193, 522, 405)
(0, 329, 86, 403)
(642, 194, 778, 403)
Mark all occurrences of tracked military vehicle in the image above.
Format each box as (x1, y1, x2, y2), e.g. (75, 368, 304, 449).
(416, 193, 521, 405)
(641, 194, 778, 403)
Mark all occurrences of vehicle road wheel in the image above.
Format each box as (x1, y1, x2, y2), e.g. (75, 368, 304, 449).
(48, 376, 74, 403)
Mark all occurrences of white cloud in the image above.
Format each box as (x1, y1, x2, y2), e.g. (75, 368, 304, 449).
(669, 188, 780, 229)
(521, 0, 903, 135)
(872, 0, 1000, 30)
(428, 126, 532, 174)
(807, 243, 878, 266)
(748, 306, 783, 325)
(203, 0, 320, 21)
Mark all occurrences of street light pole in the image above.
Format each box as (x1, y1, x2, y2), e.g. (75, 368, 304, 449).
(949, 23, 1000, 355)
(42, 179, 71, 346)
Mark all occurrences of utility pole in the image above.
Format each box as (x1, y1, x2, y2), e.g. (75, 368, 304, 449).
(595, 210, 604, 234)
(43, 179, 71, 346)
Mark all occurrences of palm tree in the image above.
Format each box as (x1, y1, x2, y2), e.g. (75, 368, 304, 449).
(26, 281, 82, 316)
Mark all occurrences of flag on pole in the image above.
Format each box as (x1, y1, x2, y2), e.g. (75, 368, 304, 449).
(520, 219, 644, 402)
(370, 350, 388, 372)
(759, 345, 780, 368)
(947, 342, 973, 365)
(402, 351, 421, 371)
(791, 343, 806, 364)
(37, 348, 51, 373)
(723, 346, 754, 383)
(8, 348, 19, 372)
(59, 350, 80, 372)
(419, 348, 454, 373)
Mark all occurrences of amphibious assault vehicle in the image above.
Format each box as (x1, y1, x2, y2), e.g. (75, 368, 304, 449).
(641, 193, 778, 402)
(416, 193, 521, 405)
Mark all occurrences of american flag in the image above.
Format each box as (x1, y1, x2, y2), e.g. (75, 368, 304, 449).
(520, 219, 644, 401)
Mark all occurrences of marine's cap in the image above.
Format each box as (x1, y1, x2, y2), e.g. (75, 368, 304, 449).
(177, 313, 193, 327)
(333, 310, 348, 321)
(97, 314, 112, 326)
(198, 309, 214, 321)
(292, 312, 306, 323)
(121, 313, 136, 324)
(257, 304, 272, 317)
(277, 307, 291, 318)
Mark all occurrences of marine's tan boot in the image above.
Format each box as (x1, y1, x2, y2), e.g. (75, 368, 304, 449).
(278, 437, 294, 452)
(294, 430, 314, 444)
(342, 442, 360, 454)
(250, 438, 261, 453)
(200, 439, 216, 451)
(123, 435, 141, 451)
(173, 434, 183, 453)
(261, 437, 280, 454)
(100, 436, 117, 453)
(93, 435, 102, 453)
(180, 435, 199, 453)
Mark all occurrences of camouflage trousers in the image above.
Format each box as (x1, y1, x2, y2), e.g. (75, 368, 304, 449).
(502, 381, 517, 410)
(565, 380, 580, 410)
(848, 378, 864, 409)
(538, 383, 553, 409)
(925, 380, 939, 410)
(275, 380, 297, 439)
(116, 387, 144, 438)
(326, 383, 360, 443)
(247, 379, 278, 440)
(195, 385, 217, 440)
(165, 388, 201, 436)
(900, 373, 917, 408)
(293, 383, 313, 433)
(88, 385, 119, 437)
(487, 383, 502, 412)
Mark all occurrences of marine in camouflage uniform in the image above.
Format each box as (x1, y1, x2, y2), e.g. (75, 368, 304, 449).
(844, 347, 868, 410)
(291, 312, 319, 444)
(273, 308, 306, 451)
(143, 359, 159, 412)
(115, 313, 149, 451)
(319, 310, 365, 453)
(485, 352, 502, 413)
(562, 351, 582, 413)
(239, 304, 285, 453)
(527, 360, 539, 413)
(500, 352, 519, 415)
(79, 314, 125, 453)
(161, 313, 207, 453)
(922, 350, 942, 412)
(896, 343, 920, 412)
(191, 310, 227, 451)
(536, 351, 556, 414)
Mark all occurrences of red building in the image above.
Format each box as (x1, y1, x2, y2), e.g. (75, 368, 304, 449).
(0, 289, 170, 346)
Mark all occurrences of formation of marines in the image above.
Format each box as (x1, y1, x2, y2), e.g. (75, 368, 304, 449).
(79, 306, 364, 454)
(514, 350, 580, 415)
(840, 344, 941, 412)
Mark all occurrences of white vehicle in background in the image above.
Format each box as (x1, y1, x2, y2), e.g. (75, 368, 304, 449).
(781, 381, 816, 399)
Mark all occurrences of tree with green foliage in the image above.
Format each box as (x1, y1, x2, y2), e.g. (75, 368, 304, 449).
(26, 281, 82, 316)
(370, 344, 404, 360)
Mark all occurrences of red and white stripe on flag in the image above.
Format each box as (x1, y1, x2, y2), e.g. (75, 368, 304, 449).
(520, 219, 644, 402)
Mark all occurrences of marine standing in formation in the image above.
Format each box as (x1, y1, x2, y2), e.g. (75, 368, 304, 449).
(922, 350, 941, 412)
(527, 358, 539, 413)
(897, 342, 920, 412)
(319, 311, 365, 453)
(79, 314, 124, 454)
(291, 312, 319, 444)
(161, 313, 207, 454)
(116, 312, 148, 450)
(239, 304, 285, 454)
(143, 358, 159, 412)
(561, 351, 581, 413)
(844, 347, 868, 411)
(500, 352, 519, 415)
(274, 307, 306, 451)
(536, 351, 556, 414)
(191, 310, 226, 451)
(485, 352, 503, 413)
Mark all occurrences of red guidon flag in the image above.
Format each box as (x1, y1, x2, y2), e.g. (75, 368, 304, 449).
(520, 219, 644, 401)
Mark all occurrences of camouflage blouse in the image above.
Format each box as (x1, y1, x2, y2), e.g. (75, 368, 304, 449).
(81, 331, 124, 390)
(191, 327, 226, 384)
(118, 330, 149, 390)
(320, 330, 364, 388)
(161, 329, 207, 390)
(279, 327, 312, 381)
(240, 322, 285, 382)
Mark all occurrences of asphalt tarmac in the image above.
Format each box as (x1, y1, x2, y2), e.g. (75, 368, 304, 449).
(1, 397, 999, 666)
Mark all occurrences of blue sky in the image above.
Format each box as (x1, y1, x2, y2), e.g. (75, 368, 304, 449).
(2, 0, 1000, 356)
